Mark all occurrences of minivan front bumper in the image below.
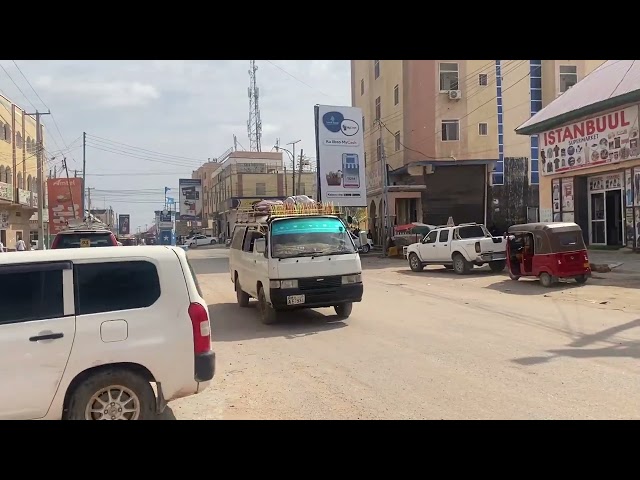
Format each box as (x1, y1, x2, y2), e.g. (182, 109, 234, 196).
(270, 283, 363, 310)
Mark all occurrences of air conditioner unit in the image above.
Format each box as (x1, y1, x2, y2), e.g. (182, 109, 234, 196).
(448, 90, 462, 100)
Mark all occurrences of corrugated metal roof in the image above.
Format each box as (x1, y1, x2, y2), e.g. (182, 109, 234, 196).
(517, 60, 640, 134)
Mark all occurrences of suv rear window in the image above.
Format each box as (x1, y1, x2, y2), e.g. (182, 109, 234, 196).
(55, 232, 114, 248)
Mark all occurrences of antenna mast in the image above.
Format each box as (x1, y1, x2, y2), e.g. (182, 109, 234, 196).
(247, 60, 263, 152)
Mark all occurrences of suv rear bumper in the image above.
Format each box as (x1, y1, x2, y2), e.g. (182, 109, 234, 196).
(194, 350, 215, 382)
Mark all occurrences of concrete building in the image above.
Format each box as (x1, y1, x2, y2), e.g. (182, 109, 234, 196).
(89, 207, 117, 230)
(204, 151, 317, 238)
(192, 160, 223, 231)
(516, 60, 640, 249)
(351, 60, 605, 242)
(0, 94, 44, 251)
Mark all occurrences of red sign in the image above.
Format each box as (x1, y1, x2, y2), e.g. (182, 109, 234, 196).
(47, 178, 83, 234)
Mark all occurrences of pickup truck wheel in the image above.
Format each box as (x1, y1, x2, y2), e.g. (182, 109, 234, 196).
(489, 260, 506, 272)
(236, 277, 250, 307)
(409, 253, 424, 272)
(575, 274, 588, 284)
(539, 272, 554, 288)
(452, 253, 470, 275)
(334, 302, 353, 319)
(257, 286, 277, 325)
(361, 244, 370, 254)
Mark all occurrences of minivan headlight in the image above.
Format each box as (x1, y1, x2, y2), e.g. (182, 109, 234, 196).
(342, 274, 362, 284)
(269, 279, 298, 289)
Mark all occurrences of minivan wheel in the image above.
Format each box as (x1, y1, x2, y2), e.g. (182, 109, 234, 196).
(334, 302, 353, 319)
(65, 369, 155, 420)
(236, 277, 250, 307)
(257, 286, 277, 325)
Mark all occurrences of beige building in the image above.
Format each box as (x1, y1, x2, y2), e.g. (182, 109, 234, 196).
(202, 151, 317, 237)
(351, 60, 605, 242)
(192, 160, 223, 230)
(517, 60, 640, 248)
(0, 94, 44, 251)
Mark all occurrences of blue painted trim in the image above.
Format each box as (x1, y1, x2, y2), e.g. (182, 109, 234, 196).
(529, 60, 542, 184)
(492, 60, 504, 185)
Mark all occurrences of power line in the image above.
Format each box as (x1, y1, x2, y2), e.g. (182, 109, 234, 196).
(85, 133, 208, 162)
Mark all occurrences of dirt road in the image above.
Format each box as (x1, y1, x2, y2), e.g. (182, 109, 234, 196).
(167, 247, 640, 420)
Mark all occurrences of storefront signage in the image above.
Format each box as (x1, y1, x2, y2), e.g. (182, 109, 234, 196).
(0, 210, 8, 228)
(18, 189, 31, 206)
(588, 172, 623, 192)
(0, 182, 11, 201)
(540, 105, 640, 175)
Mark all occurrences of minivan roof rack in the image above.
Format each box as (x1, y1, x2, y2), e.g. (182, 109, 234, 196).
(235, 202, 342, 224)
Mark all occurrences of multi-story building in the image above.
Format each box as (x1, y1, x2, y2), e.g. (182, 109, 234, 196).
(192, 160, 223, 231)
(351, 60, 605, 243)
(204, 151, 317, 238)
(0, 93, 45, 251)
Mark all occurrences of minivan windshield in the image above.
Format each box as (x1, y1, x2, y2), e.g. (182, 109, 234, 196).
(270, 217, 356, 259)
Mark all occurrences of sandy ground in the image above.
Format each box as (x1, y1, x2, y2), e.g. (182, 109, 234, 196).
(165, 248, 640, 420)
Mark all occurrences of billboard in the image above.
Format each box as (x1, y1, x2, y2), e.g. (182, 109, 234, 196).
(158, 212, 172, 229)
(118, 214, 131, 235)
(178, 179, 203, 221)
(47, 177, 83, 234)
(315, 104, 366, 207)
(159, 229, 173, 245)
(540, 105, 640, 176)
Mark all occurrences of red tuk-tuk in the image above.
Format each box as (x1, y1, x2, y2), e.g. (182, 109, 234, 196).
(505, 222, 590, 287)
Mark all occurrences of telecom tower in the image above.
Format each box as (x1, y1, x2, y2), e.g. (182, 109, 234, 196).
(247, 60, 262, 152)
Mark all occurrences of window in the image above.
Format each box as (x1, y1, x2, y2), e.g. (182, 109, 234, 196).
(15, 132, 22, 149)
(360, 78, 364, 95)
(439, 62, 459, 91)
(375, 96, 381, 121)
(478, 123, 488, 136)
(376, 138, 382, 161)
(242, 229, 263, 253)
(441, 120, 460, 141)
(438, 230, 450, 242)
(0, 266, 65, 325)
(478, 73, 488, 86)
(231, 226, 247, 250)
(55, 232, 114, 248)
(394, 131, 401, 151)
(75, 261, 161, 315)
(394, 84, 399, 105)
(374, 60, 380, 79)
(559, 65, 577, 93)
(3, 124, 10, 143)
(423, 231, 438, 244)
(255, 182, 266, 196)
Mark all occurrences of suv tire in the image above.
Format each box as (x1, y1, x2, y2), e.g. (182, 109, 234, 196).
(65, 368, 156, 420)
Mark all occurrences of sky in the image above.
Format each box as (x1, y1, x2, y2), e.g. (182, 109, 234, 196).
(0, 60, 351, 229)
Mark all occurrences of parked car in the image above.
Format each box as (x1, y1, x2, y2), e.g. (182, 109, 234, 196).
(51, 228, 119, 249)
(0, 246, 215, 420)
(184, 234, 217, 247)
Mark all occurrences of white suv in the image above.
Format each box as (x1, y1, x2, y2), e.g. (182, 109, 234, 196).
(0, 246, 215, 420)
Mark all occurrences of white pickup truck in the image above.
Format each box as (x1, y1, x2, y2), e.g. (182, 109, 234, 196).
(406, 223, 507, 274)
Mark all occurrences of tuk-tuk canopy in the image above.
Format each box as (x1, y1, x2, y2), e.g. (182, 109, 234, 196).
(507, 222, 586, 254)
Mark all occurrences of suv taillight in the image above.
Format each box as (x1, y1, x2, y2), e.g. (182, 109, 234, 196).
(475, 242, 481, 253)
(188, 302, 211, 354)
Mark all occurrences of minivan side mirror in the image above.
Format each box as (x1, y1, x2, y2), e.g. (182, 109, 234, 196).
(254, 238, 266, 254)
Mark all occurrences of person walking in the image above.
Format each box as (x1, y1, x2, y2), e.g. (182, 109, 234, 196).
(0, 239, 5, 252)
(16, 237, 26, 251)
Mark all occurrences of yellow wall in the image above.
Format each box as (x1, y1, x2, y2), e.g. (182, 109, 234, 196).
(239, 173, 279, 197)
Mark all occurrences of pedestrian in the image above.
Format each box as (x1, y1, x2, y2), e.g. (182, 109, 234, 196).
(0, 239, 4, 252)
(16, 237, 26, 251)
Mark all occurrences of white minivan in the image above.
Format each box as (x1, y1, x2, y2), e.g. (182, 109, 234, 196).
(229, 212, 363, 324)
(0, 246, 215, 420)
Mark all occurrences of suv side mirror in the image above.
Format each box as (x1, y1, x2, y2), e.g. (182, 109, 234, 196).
(254, 238, 266, 254)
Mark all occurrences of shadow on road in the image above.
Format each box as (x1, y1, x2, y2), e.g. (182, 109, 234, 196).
(209, 302, 347, 342)
(189, 257, 230, 275)
(395, 266, 501, 280)
(485, 277, 582, 296)
(512, 318, 640, 366)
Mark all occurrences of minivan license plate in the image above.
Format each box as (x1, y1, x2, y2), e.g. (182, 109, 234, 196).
(287, 294, 305, 305)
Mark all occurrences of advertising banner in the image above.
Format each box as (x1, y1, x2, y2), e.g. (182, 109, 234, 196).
(315, 105, 366, 207)
(539, 105, 640, 176)
(47, 177, 83, 234)
(178, 179, 203, 221)
(158, 212, 172, 229)
(159, 229, 173, 245)
(118, 214, 131, 235)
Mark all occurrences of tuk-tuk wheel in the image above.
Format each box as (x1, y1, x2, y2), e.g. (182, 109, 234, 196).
(509, 272, 520, 281)
(539, 272, 554, 288)
(575, 274, 588, 284)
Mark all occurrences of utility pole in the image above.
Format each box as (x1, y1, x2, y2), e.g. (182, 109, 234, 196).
(82, 132, 86, 216)
(287, 139, 301, 196)
(61, 157, 76, 220)
(297, 149, 304, 195)
(87, 187, 92, 222)
(379, 121, 390, 256)
(25, 109, 51, 250)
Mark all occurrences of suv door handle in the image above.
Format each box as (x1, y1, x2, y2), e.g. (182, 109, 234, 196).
(29, 332, 64, 342)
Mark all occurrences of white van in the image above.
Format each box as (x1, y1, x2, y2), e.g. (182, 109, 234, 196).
(229, 209, 363, 324)
(0, 246, 215, 420)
